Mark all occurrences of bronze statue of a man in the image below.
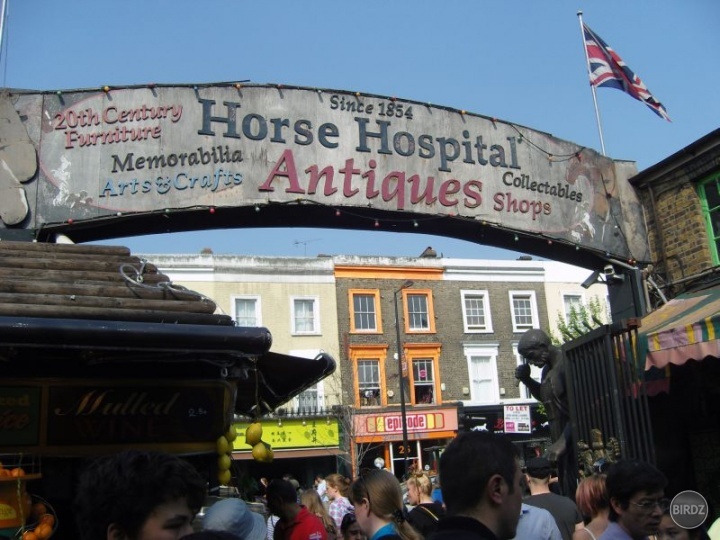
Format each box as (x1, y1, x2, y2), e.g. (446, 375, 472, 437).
(515, 329, 574, 492)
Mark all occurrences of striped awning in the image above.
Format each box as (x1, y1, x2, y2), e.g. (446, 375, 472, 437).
(639, 287, 720, 370)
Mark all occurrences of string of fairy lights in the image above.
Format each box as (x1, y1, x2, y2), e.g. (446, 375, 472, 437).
(50, 194, 638, 266)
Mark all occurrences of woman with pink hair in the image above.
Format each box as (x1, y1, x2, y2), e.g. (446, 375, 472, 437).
(573, 474, 609, 540)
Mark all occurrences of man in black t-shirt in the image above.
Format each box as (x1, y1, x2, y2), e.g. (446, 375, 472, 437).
(524, 458, 583, 540)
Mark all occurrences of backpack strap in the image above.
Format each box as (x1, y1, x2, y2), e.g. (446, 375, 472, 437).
(418, 505, 439, 522)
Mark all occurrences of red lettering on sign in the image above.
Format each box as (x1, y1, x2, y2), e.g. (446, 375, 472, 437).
(0, 410, 30, 430)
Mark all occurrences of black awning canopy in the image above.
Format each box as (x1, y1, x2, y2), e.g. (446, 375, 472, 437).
(0, 315, 336, 416)
(242, 351, 337, 416)
(0, 241, 336, 416)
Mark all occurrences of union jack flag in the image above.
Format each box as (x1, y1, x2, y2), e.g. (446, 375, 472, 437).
(583, 23, 670, 121)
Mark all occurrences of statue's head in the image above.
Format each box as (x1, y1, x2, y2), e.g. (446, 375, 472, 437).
(518, 329, 552, 367)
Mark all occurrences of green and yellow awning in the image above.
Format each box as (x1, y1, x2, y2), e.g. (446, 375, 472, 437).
(638, 286, 720, 370)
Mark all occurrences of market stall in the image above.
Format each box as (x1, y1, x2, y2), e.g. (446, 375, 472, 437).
(0, 240, 335, 539)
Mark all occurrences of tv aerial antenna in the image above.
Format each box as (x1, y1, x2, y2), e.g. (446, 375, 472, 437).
(293, 238, 321, 256)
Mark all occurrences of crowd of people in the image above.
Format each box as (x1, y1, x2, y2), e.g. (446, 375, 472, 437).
(71, 432, 717, 540)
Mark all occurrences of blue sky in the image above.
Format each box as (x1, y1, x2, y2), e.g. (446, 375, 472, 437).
(5, 0, 718, 259)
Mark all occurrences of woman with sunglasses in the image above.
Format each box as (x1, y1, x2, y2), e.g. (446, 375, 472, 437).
(349, 470, 421, 540)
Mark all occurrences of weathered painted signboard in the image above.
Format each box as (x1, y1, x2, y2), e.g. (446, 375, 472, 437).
(0, 379, 234, 455)
(0, 84, 649, 262)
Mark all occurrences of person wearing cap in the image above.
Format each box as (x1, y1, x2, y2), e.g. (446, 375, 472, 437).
(203, 498, 268, 540)
(524, 457, 583, 540)
(267, 478, 327, 540)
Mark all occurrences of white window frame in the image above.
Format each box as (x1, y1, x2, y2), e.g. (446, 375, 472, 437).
(513, 343, 543, 401)
(411, 358, 436, 405)
(509, 290, 540, 333)
(461, 290, 493, 333)
(402, 289, 437, 334)
(357, 359, 382, 407)
(351, 290, 379, 333)
(561, 292, 584, 321)
(463, 344, 500, 403)
(290, 349, 325, 411)
(231, 295, 262, 327)
(291, 296, 320, 335)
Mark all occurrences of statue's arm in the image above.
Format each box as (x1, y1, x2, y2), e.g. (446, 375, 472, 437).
(524, 378, 542, 401)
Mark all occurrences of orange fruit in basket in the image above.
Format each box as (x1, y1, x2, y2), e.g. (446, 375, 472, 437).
(31, 502, 48, 519)
(10, 467, 25, 477)
(0, 468, 11, 477)
(34, 523, 53, 539)
(21, 531, 39, 540)
(40, 514, 55, 528)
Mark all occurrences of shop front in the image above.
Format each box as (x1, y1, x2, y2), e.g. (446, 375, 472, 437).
(458, 402, 551, 464)
(635, 288, 720, 513)
(0, 377, 236, 539)
(351, 405, 458, 479)
(232, 416, 343, 491)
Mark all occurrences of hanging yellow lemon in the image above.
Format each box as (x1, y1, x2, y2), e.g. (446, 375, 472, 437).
(218, 468, 232, 485)
(225, 424, 238, 442)
(216, 435, 230, 455)
(245, 422, 263, 446)
(252, 441, 274, 463)
(218, 453, 232, 471)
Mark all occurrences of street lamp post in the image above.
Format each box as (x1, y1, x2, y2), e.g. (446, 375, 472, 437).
(393, 280, 413, 477)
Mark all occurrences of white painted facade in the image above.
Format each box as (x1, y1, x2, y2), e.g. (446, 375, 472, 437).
(143, 253, 343, 412)
(542, 260, 610, 339)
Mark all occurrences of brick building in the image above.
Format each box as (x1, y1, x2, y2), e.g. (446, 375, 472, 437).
(628, 129, 720, 506)
(631, 128, 720, 297)
(334, 254, 608, 477)
(148, 250, 609, 479)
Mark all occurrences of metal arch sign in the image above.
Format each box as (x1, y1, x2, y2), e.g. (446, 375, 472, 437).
(0, 83, 649, 262)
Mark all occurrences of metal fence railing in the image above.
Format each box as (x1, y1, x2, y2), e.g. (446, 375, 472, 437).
(563, 321, 655, 482)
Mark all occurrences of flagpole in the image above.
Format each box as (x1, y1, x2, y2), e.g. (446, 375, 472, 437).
(577, 10, 606, 156)
(0, 0, 7, 67)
